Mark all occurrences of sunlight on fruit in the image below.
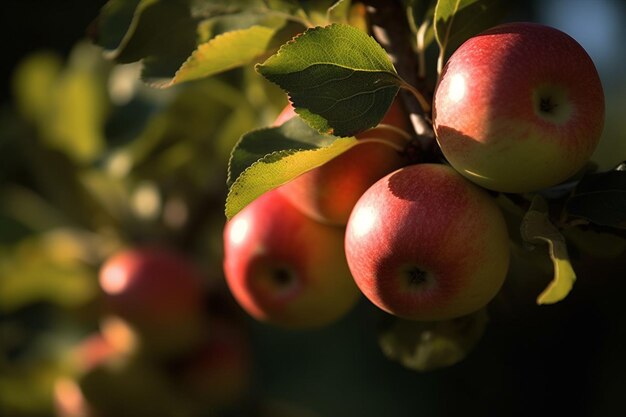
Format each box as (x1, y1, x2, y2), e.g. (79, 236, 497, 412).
(101, 316, 138, 355)
(99, 264, 128, 295)
(448, 74, 467, 103)
(53, 377, 89, 417)
(349, 205, 377, 238)
(229, 217, 250, 246)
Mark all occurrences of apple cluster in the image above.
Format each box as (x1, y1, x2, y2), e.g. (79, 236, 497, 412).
(56, 247, 252, 417)
(223, 22, 604, 328)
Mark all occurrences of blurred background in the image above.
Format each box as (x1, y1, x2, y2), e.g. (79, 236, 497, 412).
(1, 1, 625, 417)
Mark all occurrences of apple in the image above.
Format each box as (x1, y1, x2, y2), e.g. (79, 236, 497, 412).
(345, 163, 510, 321)
(223, 188, 360, 328)
(433, 22, 605, 193)
(274, 100, 409, 225)
(78, 356, 190, 417)
(98, 246, 204, 355)
(177, 318, 251, 410)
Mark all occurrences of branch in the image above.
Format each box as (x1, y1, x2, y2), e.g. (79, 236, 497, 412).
(361, 0, 438, 159)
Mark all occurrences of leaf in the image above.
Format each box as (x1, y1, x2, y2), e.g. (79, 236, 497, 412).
(102, 0, 199, 83)
(91, 0, 141, 51)
(327, 0, 351, 23)
(226, 117, 357, 219)
(434, 0, 502, 61)
(378, 309, 488, 372)
(13, 44, 108, 164)
(0, 233, 98, 311)
(256, 24, 403, 137)
(520, 196, 576, 305)
(565, 165, 626, 229)
(12, 52, 63, 123)
(167, 26, 276, 86)
(563, 227, 626, 260)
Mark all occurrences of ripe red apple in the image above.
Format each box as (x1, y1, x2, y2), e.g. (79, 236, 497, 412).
(98, 246, 204, 354)
(223, 188, 360, 328)
(274, 100, 409, 225)
(177, 318, 251, 410)
(433, 22, 605, 193)
(345, 163, 510, 321)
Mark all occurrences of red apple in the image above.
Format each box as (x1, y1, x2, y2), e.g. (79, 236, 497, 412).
(345, 164, 510, 321)
(223, 188, 360, 328)
(433, 22, 604, 193)
(275, 100, 409, 225)
(178, 318, 251, 409)
(98, 247, 204, 354)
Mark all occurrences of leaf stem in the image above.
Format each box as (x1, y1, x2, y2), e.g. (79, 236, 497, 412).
(437, 48, 445, 76)
(357, 138, 405, 153)
(399, 80, 431, 113)
(366, 124, 413, 142)
(416, 20, 430, 80)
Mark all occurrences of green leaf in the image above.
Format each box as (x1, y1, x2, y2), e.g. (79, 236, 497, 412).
(103, 0, 199, 83)
(434, 0, 502, 63)
(407, 0, 437, 49)
(563, 227, 626, 260)
(12, 52, 63, 123)
(521, 196, 576, 305)
(378, 309, 488, 372)
(167, 26, 276, 86)
(565, 165, 626, 229)
(13, 44, 108, 164)
(92, 0, 141, 51)
(226, 117, 357, 219)
(327, 0, 351, 23)
(256, 24, 403, 137)
(0, 232, 98, 311)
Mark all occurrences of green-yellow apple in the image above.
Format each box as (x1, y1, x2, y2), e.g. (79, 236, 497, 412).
(98, 247, 204, 355)
(223, 188, 360, 328)
(274, 100, 409, 225)
(433, 22, 605, 193)
(345, 163, 510, 321)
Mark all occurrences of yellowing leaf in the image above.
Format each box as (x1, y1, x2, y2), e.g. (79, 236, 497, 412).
(521, 196, 577, 305)
(12, 52, 63, 123)
(226, 137, 357, 219)
(0, 235, 98, 311)
(12, 44, 108, 164)
(47, 70, 107, 162)
(378, 309, 488, 372)
(168, 26, 276, 86)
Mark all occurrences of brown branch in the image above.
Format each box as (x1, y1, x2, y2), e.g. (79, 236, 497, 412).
(361, 0, 438, 161)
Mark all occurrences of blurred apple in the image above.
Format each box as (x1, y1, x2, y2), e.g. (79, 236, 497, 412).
(98, 246, 205, 355)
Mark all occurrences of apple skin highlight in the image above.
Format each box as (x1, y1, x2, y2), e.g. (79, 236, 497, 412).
(345, 164, 510, 321)
(223, 188, 360, 328)
(433, 22, 605, 193)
